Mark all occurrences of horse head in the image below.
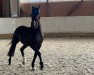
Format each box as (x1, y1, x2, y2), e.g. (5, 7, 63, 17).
(31, 5, 40, 21)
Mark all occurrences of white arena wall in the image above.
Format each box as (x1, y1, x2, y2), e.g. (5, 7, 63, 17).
(0, 16, 94, 38)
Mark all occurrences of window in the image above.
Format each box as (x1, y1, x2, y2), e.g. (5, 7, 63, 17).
(49, 0, 81, 2)
(20, 0, 47, 3)
(20, 0, 28, 3)
(20, 0, 93, 3)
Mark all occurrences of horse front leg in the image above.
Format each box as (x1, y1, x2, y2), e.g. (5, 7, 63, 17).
(37, 51, 44, 70)
(31, 52, 37, 70)
(31, 45, 44, 70)
(20, 45, 27, 65)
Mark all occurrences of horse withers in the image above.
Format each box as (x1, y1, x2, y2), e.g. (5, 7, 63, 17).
(7, 5, 44, 70)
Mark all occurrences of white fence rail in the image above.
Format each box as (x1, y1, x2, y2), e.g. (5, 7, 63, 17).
(0, 16, 94, 34)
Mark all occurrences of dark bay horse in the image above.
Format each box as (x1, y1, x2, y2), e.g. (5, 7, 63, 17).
(7, 5, 44, 70)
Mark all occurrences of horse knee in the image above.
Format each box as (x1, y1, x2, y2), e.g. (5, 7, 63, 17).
(20, 45, 27, 56)
(34, 50, 40, 56)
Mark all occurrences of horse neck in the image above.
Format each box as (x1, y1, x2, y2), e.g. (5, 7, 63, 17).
(31, 20, 41, 30)
(31, 20, 43, 36)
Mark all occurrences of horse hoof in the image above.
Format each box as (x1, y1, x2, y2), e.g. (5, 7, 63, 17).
(31, 67, 36, 71)
(40, 62, 44, 70)
(40, 64, 44, 70)
(8, 62, 11, 65)
(8, 63, 11, 65)
(22, 61, 25, 65)
(40, 66, 43, 70)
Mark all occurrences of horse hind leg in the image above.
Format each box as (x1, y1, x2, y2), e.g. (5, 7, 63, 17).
(20, 45, 27, 65)
(7, 35, 19, 65)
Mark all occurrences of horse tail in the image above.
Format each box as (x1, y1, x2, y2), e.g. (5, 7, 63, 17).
(5, 41, 12, 47)
(7, 33, 19, 57)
